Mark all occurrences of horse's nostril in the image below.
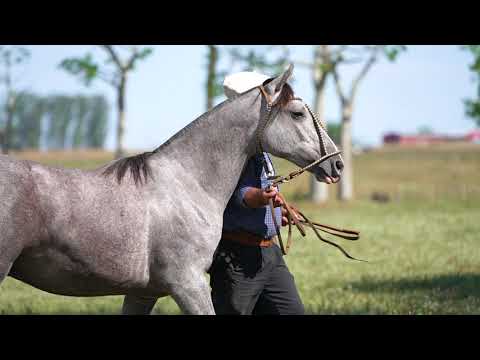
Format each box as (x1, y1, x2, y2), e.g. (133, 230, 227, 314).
(336, 160, 344, 171)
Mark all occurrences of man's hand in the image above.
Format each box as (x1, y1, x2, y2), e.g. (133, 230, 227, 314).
(281, 205, 302, 226)
(281, 207, 289, 226)
(243, 186, 284, 208)
(242, 186, 302, 226)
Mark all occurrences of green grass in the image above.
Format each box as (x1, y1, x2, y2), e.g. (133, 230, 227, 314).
(1, 145, 479, 314)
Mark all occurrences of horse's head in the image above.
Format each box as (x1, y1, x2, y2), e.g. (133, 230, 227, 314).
(257, 64, 344, 184)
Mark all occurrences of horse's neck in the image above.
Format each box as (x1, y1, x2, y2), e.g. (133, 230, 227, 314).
(151, 94, 261, 206)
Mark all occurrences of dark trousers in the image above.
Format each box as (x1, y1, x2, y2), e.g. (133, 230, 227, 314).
(209, 239, 305, 315)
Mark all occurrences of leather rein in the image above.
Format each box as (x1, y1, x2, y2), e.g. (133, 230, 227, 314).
(256, 85, 365, 262)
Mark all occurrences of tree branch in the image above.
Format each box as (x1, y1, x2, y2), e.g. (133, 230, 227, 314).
(292, 59, 314, 68)
(102, 45, 124, 71)
(332, 66, 347, 105)
(349, 46, 381, 101)
(125, 47, 140, 72)
(97, 69, 119, 87)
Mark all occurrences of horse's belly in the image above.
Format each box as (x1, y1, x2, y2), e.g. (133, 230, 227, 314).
(9, 244, 150, 297)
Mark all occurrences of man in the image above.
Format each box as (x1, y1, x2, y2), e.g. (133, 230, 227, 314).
(208, 72, 305, 315)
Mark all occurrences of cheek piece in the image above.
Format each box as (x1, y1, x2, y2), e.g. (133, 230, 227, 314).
(254, 85, 366, 262)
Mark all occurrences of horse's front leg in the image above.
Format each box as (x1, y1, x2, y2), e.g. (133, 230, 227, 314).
(168, 265, 216, 315)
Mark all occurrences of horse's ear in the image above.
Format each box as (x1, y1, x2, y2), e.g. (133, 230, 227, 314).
(264, 63, 294, 102)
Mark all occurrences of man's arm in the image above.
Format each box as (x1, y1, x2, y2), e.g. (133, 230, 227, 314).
(232, 159, 283, 209)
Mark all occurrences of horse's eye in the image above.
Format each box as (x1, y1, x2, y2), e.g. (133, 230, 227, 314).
(291, 111, 304, 119)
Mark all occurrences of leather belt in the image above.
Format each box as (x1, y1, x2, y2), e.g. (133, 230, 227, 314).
(221, 231, 274, 248)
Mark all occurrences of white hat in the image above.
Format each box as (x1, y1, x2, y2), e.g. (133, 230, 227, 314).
(223, 71, 270, 99)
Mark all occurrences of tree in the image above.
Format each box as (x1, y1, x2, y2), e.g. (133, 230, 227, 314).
(330, 45, 406, 201)
(207, 45, 285, 111)
(291, 45, 336, 203)
(206, 45, 220, 111)
(85, 95, 109, 148)
(46, 95, 74, 149)
(418, 125, 434, 135)
(228, 46, 290, 76)
(60, 46, 153, 158)
(12, 93, 45, 150)
(2, 93, 109, 151)
(327, 121, 341, 145)
(462, 45, 480, 127)
(44, 94, 109, 150)
(229, 45, 338, 203)
(0, 46, 31, 154)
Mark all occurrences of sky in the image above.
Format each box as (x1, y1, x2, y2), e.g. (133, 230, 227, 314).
(9, 45, 477, 150)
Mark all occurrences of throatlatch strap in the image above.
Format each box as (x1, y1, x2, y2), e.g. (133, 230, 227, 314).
(255, 85, 364, 260)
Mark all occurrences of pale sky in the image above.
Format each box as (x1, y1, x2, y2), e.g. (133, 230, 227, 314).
(10, 45, 477, 150)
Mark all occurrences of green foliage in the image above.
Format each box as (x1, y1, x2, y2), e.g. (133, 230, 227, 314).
(417, 125, 434, 135)
(209, 46, 290, 105)
(462, 45, 480, 126)
(463, 45, 480, 72)
(46, 95, 75, 148)
(44, 94, 109, 149)
(213, 70, 227, 99)
(0, 46, 30, 69)
(0, 46, 31, 152)
(128, 48, 153, 70)
(1, 93, 109, 150)
(59, 46, 154, 88)
(228, 46, 290, 77)
(327, 121, 341, 145)
(383, 45, 407, 62)
(465, 99, 480, 124)
(86, 96, 109, 148)
(60, 54, 99, 86)
(10, 93, 45, 149)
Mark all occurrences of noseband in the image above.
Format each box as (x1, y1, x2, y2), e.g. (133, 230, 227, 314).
(256, 85, 342, 185)
(253, 85, 364, 262)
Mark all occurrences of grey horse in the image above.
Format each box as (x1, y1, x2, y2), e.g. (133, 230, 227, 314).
(0, 64, 343, 315)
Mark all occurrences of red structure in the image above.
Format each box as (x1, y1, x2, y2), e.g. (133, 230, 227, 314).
(465, 130, 480, 143)
(383, 130, 480, 145)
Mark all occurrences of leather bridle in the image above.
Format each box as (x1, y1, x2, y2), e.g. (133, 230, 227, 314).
(255, 85, 365, 261)
(256, 85, 342, 182)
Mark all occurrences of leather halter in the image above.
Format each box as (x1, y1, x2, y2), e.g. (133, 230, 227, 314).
(256, 85, 341, 180)
(255, 85, 365, 261)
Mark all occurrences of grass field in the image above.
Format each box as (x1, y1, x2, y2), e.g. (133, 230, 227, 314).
(1, 144, 479, 314)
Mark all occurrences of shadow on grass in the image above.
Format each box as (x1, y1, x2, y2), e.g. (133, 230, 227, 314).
(304, 273, 480, 315)
(5, 274, 479, 315)
(348, 273, 480, 300)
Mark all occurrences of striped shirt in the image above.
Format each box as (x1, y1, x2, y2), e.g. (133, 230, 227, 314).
(223, 153, 282, 239)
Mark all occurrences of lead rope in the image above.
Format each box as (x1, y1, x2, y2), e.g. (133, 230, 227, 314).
(256, 86, 365, 261)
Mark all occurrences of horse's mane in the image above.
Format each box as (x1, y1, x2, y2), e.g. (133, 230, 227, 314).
(102, 150, 155, 185)
(103, 81, 294, 186)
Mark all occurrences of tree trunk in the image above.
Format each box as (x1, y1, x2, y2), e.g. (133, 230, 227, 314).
(206, 45, 218, 111)
(338, 104, 353, 201)
(309, 81, 328, 203)
(115, 75, 126, 159)
(2, 95, 15, 154)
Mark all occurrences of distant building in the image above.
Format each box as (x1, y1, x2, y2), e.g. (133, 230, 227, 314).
(465, 130, 480, 143)
(383, 130, 480, 146)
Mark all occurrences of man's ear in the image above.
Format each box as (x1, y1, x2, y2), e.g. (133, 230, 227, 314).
(264, 63, 294, 104)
